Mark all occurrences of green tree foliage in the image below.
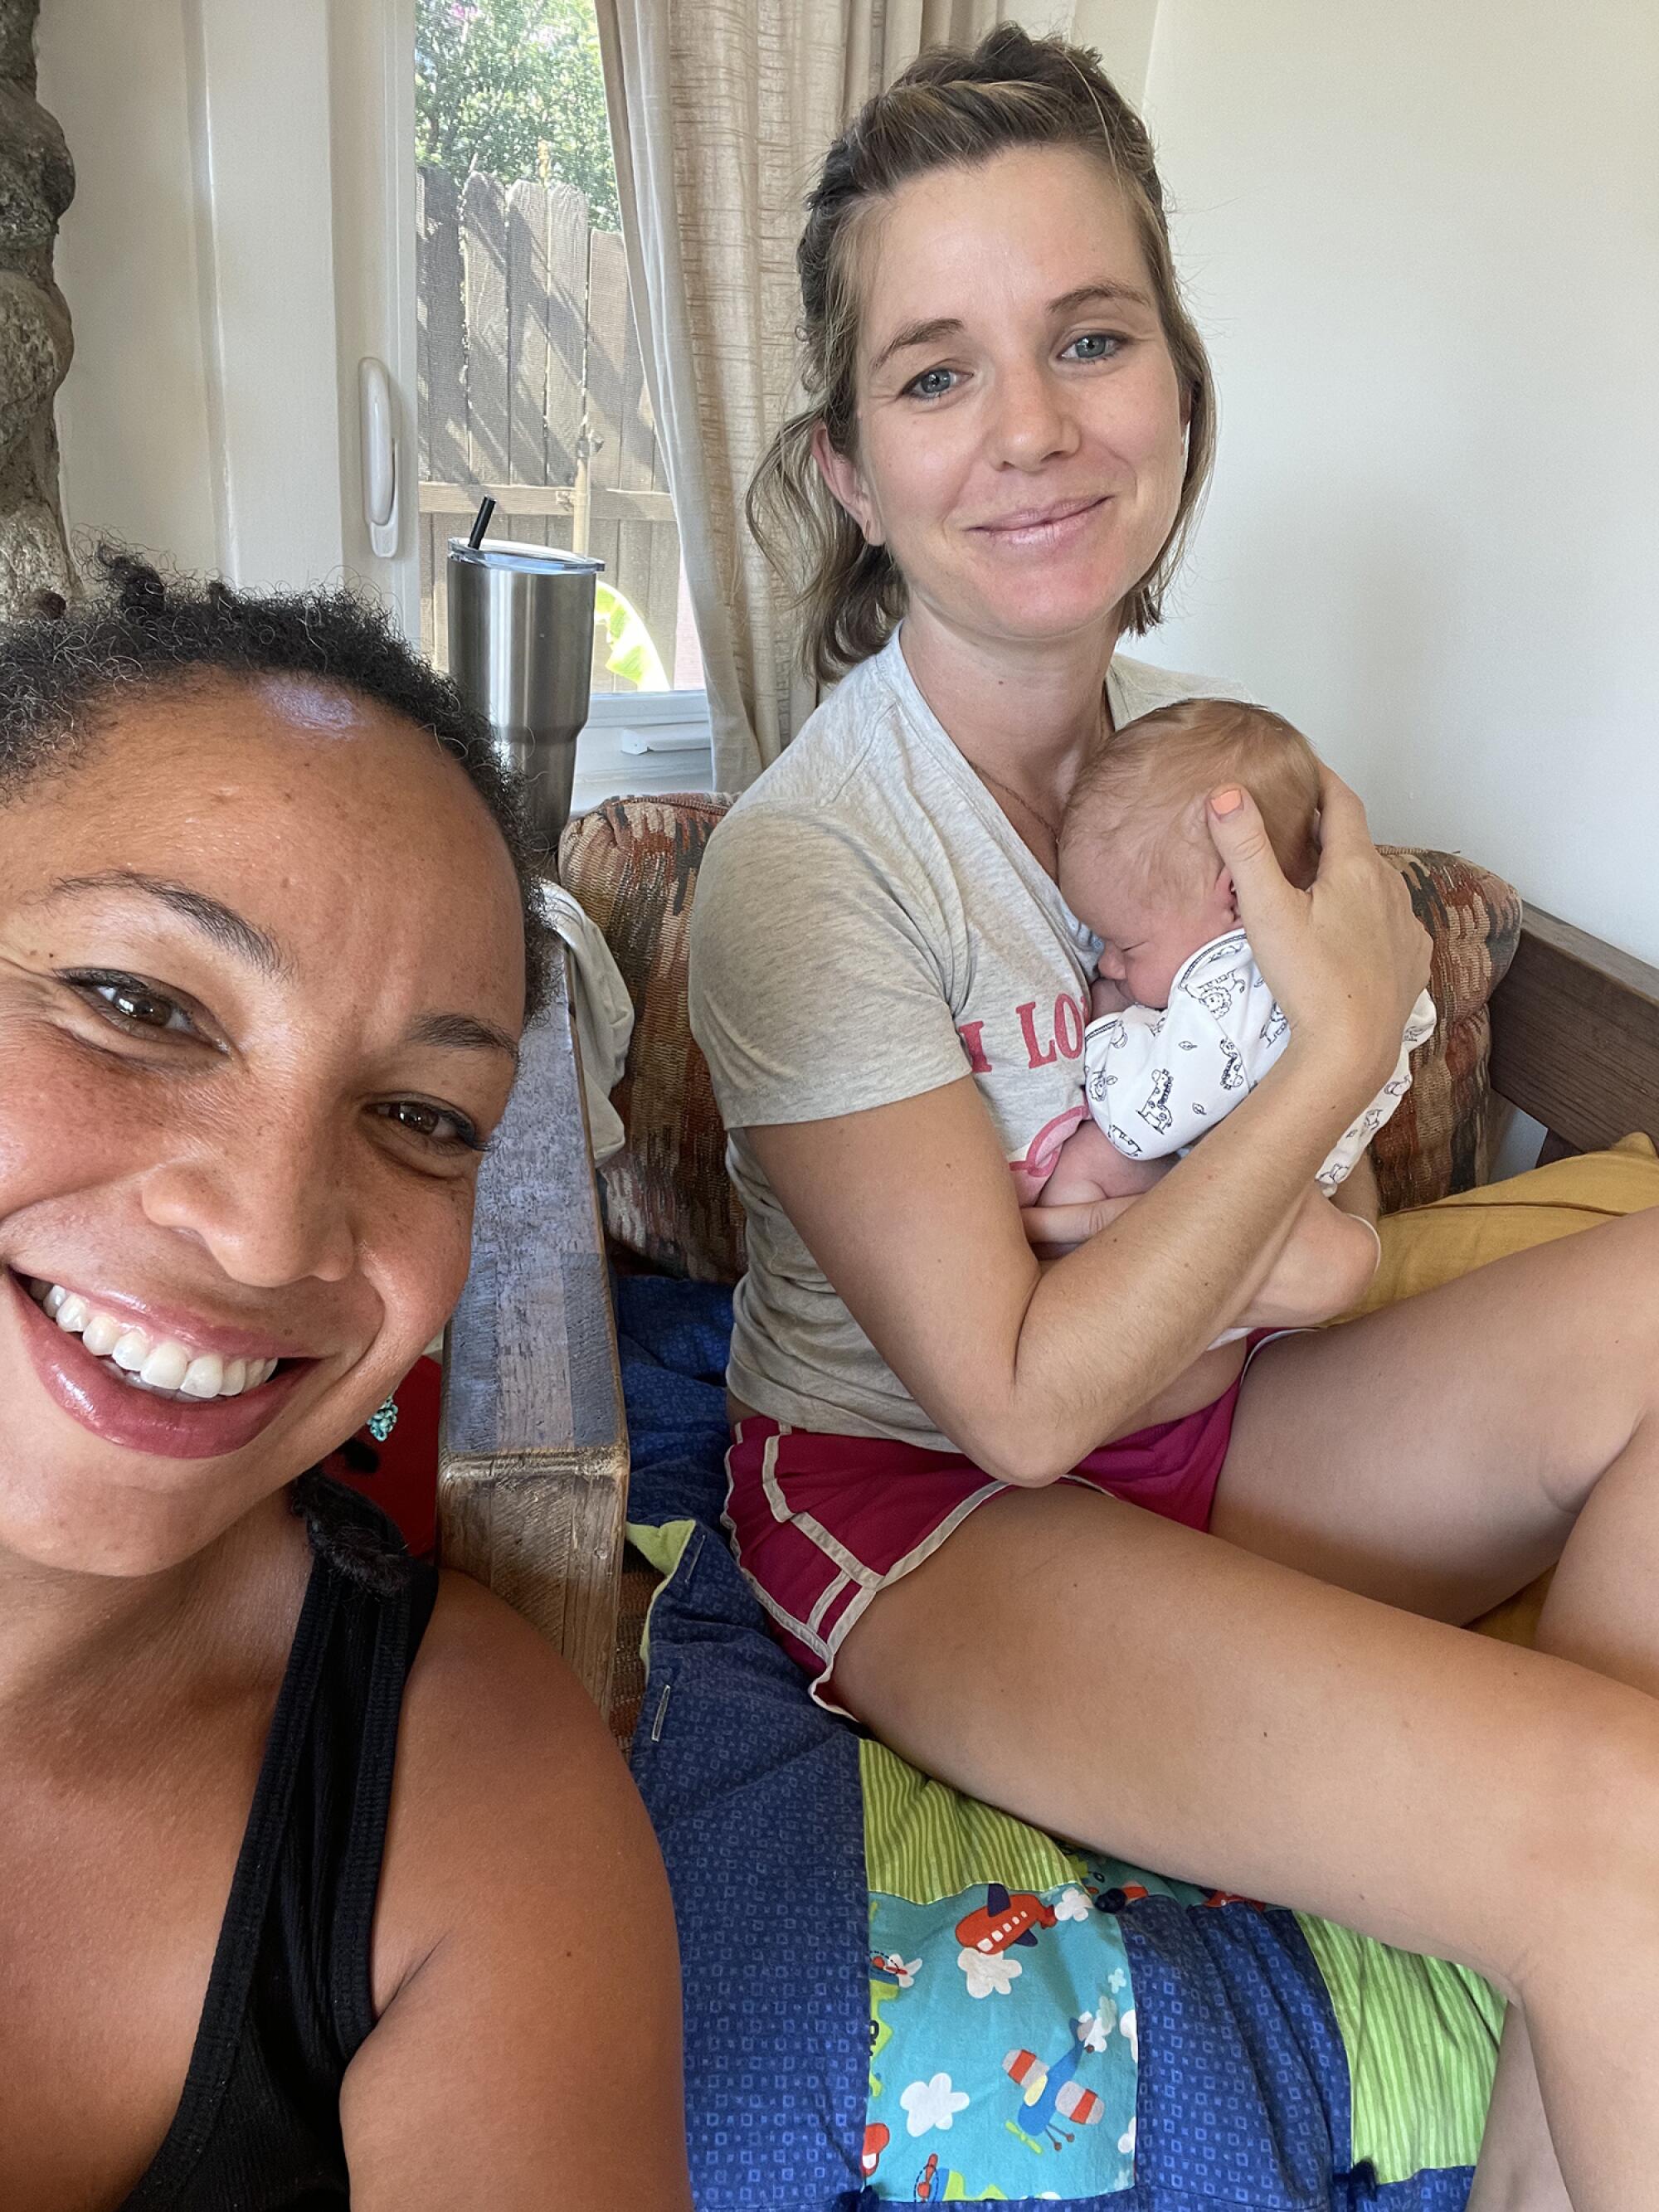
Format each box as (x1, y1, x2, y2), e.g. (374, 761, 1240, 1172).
(416, 0, 620, 226)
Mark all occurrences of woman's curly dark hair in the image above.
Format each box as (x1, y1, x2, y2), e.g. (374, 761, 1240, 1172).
(0, 547, 551, 1018)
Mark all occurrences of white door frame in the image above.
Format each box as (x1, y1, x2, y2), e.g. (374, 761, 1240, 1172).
(182, 0, 419, 618)
(327, 0, 421, 634)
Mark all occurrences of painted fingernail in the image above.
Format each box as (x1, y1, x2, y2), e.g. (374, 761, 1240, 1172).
(1209, 787, 1243, 816)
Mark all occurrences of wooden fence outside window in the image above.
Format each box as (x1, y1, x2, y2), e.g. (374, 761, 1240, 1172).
(416, 163, 682, 691)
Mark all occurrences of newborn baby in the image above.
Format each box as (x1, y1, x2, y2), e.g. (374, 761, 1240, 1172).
(1043, 698, 1438, 1214)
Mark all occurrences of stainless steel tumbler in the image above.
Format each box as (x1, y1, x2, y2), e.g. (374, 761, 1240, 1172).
(445, 537, 605, 859)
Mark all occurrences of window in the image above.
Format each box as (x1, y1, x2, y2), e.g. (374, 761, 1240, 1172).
(413, 0, 709, 806)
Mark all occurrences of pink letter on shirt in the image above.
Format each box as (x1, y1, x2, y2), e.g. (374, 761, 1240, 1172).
(1053, 992, 1087, 1061)
(1016, 1001, 1058, 1068)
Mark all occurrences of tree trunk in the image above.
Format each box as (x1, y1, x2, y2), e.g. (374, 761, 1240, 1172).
(0, 0, 72, 618)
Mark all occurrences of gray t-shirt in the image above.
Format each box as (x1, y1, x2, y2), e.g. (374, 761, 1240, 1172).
(688, 628, 1243, 1449)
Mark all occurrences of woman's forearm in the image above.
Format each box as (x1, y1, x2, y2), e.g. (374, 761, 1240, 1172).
(745, 1037, 1398, 1490)
(989, 1044, 1374, 1482)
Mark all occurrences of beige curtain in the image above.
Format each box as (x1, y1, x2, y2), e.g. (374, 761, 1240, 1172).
(596, 0, 1013, 791)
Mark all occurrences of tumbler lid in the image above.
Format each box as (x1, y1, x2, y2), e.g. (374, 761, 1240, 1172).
(447, 537, 606, 575)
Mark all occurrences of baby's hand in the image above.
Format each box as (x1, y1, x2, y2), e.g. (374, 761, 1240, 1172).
(1038, 1120, 1173, 1212)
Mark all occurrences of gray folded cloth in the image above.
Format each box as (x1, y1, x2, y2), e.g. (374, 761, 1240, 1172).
(538, 881, 634, 1164)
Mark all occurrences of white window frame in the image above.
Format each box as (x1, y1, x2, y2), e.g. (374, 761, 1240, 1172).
(342, 0, 708, 727)
(586, 688, 712, 742)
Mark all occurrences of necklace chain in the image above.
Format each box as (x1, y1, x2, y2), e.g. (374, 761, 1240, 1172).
(970, 760, 1064, 844)
(964, 692, 1112, 853)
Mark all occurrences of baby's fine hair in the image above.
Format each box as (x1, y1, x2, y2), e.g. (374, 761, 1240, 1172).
(1061, 698, 1322, 902)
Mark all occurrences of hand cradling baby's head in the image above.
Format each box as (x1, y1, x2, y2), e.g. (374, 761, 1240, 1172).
(1059, 699, 1321, 1009)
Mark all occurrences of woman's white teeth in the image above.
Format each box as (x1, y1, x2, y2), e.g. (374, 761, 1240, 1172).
(82, 1313, 123, 1358)
(179, 1354, 225, 1399)
(29, 1280, 278, 1399)
(138, 1340, 190, 1391)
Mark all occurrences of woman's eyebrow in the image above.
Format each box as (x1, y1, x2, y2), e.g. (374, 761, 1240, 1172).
(1049, 280, 1155, 317)
(406, 1010, 520, 1067)
(36, 872, 519, 1065)
(869, 315, 963, 377)
(37, 869, 289, 978)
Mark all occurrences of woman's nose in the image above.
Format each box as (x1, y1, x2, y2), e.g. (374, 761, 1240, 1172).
(988, 365, 1077, 470)
(141, 1111, 357, 1289)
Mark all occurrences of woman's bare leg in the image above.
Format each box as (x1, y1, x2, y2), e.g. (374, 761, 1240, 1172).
(833, 1486, 1659, 2211)
(1211, 1203, 1659, 2205)
(1465, 1420, 1659, 2207)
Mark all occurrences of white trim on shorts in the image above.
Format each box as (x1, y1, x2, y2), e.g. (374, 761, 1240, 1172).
(722, 1342, 1302, 1715)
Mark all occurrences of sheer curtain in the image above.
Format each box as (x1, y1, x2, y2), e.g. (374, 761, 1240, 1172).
(596, 0, 1013, 791)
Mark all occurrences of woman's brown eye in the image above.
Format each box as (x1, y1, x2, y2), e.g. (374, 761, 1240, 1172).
(71, 974, 195, 1033)
(378, 1099, 484, 1152)
(114, 986, 173, 1026)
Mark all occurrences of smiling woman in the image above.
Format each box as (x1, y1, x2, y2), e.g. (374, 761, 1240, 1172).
(0, 552, 690, 2210)
(688, 25, 1659, 2208)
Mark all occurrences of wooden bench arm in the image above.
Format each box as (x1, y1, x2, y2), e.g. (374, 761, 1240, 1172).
(438, 946, 629, 1714)
(1491, 907, 1659, 1158)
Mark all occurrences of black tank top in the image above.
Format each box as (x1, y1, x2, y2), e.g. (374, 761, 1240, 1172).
(120, 1482, 439, 2210)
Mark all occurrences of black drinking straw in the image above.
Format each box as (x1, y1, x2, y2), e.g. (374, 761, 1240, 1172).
(467, 494, 496, 549)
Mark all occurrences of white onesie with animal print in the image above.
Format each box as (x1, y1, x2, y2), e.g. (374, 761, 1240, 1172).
(1082, 928, 1438, 1194)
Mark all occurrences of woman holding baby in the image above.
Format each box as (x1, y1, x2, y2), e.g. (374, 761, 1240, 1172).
(688, 27, 1659, 2208)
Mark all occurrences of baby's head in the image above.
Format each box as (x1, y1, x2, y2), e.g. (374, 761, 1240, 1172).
(1058, 698, 1321, 1007)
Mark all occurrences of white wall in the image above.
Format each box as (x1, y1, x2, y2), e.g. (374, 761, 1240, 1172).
(1136, 0, 1659, 966)
(1069, 0, 1159, 111)
(41, 1, 220, 572)
(40, 0, 409, 599)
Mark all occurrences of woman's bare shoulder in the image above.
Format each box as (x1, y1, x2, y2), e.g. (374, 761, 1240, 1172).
(342, 1569, 689, 2201)
(398, 1568, 631, 1831)
(370, 1568, 653, 1998)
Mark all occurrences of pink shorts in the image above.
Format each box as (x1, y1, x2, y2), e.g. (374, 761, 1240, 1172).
(724, 1342, 1276, 1713)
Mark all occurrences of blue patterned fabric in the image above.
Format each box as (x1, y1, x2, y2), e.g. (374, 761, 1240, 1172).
(630, 1506, 871, 2207)
(1121, 1898, 1350, 2202)
(617, 1275, 1475, 2212)
(621, 1276, 870, 2208)
(613, 1271, 733, 1524)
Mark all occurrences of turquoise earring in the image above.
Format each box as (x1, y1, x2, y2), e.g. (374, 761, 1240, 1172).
(367, 1396, 399, 1443)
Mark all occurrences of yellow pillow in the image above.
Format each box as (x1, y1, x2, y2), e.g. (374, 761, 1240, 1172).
(1357, 1130, 1659, 1315)
(1350, 1134, 1659, 1643)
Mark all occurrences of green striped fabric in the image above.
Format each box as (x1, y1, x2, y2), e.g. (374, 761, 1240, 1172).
(860, 1738, 1083, 1904)
(1296, 1913, 1504, 2182)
